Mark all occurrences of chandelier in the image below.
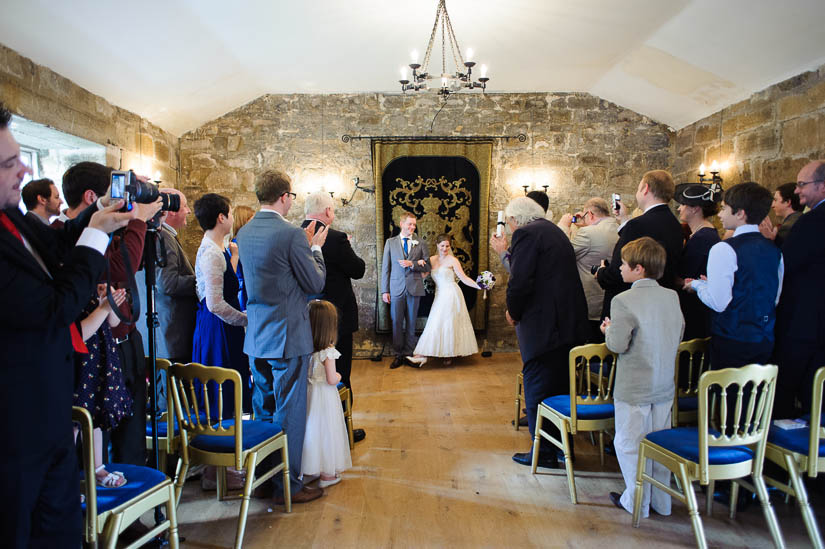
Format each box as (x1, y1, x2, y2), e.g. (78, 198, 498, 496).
(398, 0, 489, 97)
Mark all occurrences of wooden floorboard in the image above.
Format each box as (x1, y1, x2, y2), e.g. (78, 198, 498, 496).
(168, 352, 822, 548)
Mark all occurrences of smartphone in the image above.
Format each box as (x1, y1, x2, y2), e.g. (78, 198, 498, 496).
(612, 193, 621, 211)
(110, 171, 132, 211)
(571, 215, 578, 224)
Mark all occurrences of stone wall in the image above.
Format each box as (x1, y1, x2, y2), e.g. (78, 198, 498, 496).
(674, 63, 825, 196)
(0, 43, 180, 196)
(179, 92, 674, 354)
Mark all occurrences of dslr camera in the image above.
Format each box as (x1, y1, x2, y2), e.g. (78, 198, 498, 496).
(110, 170, 180, 228)
(590, 259, 608, 275)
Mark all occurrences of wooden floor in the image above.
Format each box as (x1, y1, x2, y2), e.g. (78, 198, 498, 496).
(169, 352, 821, 548)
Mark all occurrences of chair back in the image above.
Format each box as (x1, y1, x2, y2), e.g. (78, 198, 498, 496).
(568, 343, 618, 425)
(73, 406, 98, 545)
(146, 357, 175, 448)
(806, 366, 825, 476)
(697, 364, 778, 483)
(168, 362, 244, 469)
(673, 337, 710, 421)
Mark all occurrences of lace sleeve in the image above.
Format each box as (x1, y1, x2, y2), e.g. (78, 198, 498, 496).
(199, 244, 247, 327)
(318, 346, 341, 362)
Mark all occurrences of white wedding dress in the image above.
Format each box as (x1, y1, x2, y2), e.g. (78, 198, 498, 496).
(413, 265, 479, 357)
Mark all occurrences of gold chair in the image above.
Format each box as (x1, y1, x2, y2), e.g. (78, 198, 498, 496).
(515, 372, 524, 431)
(338, 382, 354, 449)
(632, 364, 784, 549)
(74, 406, 179, 549)
(145, 358, 177, 474)
(756, 365, 825, 548)
(169, 362, 290, 549)
(672, 338, 711, 427)
(531, 343, 618, 503)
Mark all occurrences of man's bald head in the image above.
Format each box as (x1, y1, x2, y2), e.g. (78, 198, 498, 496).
(796, 160, 825, 208)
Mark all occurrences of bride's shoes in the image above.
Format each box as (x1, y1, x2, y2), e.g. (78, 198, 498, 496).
(406, 355, 427, 366)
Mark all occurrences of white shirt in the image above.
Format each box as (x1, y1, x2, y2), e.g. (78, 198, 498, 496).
(691, 224, 784, 313)
(616, 202, 668, 233)
(195, 236, 247, 327)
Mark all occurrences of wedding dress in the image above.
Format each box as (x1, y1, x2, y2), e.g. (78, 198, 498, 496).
(413, 265, 479, 357)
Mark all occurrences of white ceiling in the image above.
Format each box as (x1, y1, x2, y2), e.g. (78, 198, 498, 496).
(2, 0, 825, 136)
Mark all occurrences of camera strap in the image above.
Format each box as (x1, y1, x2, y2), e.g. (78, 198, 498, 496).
(104, 233, 141, 325)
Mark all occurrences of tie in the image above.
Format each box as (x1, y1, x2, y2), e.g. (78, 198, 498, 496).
(403, 237, 409, 256)
(0, 211, 88, 354)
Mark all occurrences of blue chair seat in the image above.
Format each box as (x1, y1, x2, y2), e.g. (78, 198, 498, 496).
(769, 422, 825, 455)
(190, 419, 284, 453)
(646, 427, 754, 465)
(678, 396, 699, 411)
(82, 464, 168, 513)
(543, 394, 614, 420)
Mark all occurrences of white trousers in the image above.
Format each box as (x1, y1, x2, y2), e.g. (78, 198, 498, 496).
(614, 399, 673, 518)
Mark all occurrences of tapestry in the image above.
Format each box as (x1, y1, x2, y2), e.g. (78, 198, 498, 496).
(372, 140, 492, 334)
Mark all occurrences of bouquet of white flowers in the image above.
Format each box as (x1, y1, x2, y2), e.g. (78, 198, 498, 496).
(476, 270, 496, 299)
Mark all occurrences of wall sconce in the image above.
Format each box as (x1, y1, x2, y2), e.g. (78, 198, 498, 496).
(341, 177, 375, 206)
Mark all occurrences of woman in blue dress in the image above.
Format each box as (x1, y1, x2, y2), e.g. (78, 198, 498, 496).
(192, 193, 250, 415)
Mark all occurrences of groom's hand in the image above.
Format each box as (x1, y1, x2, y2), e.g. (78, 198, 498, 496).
(382, 292, 391, 304)
(398, 259, 413, 268)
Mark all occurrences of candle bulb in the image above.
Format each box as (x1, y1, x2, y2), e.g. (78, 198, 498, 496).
(496, 211, 504, 237)
(699, 163, 706, 176)
(480, 64, 488, 78)
(400, 66, 408, 80)
(466, 48, 474, 62)
(710, 160, 719, 172)
(410, 49, 419, 64)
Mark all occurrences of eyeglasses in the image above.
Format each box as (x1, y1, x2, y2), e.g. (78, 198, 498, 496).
(281, 191, 297, 200)
(797, 180, 824, 188)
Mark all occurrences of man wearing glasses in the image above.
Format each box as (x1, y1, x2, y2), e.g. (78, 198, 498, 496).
(774, 160, 825, 418)
(558, 197, 619, 342)
(236, 170, 328, 504)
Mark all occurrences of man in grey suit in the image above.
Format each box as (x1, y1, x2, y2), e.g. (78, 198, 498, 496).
(236, 169, 327, 504)
(558, 197, 620, 341)
(381, 211, 429, 369)
(137, 189, 196, 414)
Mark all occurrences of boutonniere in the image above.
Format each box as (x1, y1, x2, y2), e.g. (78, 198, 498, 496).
(410, 239, 419, 247)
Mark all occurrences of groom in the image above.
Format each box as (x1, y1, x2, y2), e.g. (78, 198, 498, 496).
(236, 169, 327, 503)
(381, 211, 429, 368)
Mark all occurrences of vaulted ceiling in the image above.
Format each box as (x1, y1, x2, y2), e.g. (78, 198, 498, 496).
(2, 0, 825, 136)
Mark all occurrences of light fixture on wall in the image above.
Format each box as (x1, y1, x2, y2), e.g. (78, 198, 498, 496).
(398, 0, 489, 97)
(341, 177, 375, 206)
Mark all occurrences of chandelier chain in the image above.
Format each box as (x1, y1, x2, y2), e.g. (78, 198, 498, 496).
(421, 0, 442, 72)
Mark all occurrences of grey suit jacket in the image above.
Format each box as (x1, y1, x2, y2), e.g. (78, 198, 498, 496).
(605, 278, 684, 406)
(237, 211, 325, 359)
(570, 217, 619, 320)
(136, 225, 198, 360)
(380, 234, 429, 298)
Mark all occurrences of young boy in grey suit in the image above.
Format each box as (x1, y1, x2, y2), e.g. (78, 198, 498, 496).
(601, 236, 684, 518)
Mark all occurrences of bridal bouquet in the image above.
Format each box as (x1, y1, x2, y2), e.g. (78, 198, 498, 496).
(476, 270, 496, 299)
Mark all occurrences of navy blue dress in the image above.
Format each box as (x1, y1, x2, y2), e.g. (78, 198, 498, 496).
(678, 226, 721, 340)
(192, 250, 251, 414)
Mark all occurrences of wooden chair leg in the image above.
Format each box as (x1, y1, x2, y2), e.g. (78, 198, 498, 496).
(754, 474, 785, 549)
(166, 484, 180, 549)
(173, 458, 189, 508)
(515, 376, 522, 432)
(681, 463, 707, 549)
(706, 479, 715, 517)
(530, 411, 542, 475)
(282, 440, 292, 513)
(598, 431, 605, 467)
(729, 480, 739, 520)
(632, 444, 646, 526)
(235, 452, 259, 549)
(783, 454, 823, 548)
(560, 422, 577, 504)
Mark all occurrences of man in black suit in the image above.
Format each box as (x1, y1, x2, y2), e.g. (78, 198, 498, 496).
(0, 102, 136, 547)
(302, 191, 367, 442)
(596, 170, 683, 318)
(21, 178, 62, 225)
(774, 160, 825, 418)
(505, 196, 590, 468)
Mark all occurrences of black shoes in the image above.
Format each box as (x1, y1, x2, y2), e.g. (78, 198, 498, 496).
(353, 428, 366, 443)
(511, 416, 529, 427)
(512, 450, 562, 469)
(390, 356, 404, 369)
(609, 492, 624, 510)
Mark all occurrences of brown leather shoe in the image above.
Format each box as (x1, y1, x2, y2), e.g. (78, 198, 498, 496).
(274, 485, 323, 505)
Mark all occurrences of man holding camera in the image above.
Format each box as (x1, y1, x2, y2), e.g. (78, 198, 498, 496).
(595, 170, 683, 319)
(0, 102, 139, 547)
(558, 197, 619, 341)
(60, 162, 162, 466)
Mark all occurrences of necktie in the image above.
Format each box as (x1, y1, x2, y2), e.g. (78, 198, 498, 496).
(403, 237, 409, 256)
(0, 211, 88, 353)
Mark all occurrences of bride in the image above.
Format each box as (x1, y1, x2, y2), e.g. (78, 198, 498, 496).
(408, 233, 481, 366)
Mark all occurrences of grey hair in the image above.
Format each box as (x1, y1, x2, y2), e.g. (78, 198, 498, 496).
(584, 197, 610, 217)
(304, 191, 334, 216)
(505, 196, 545, 227)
